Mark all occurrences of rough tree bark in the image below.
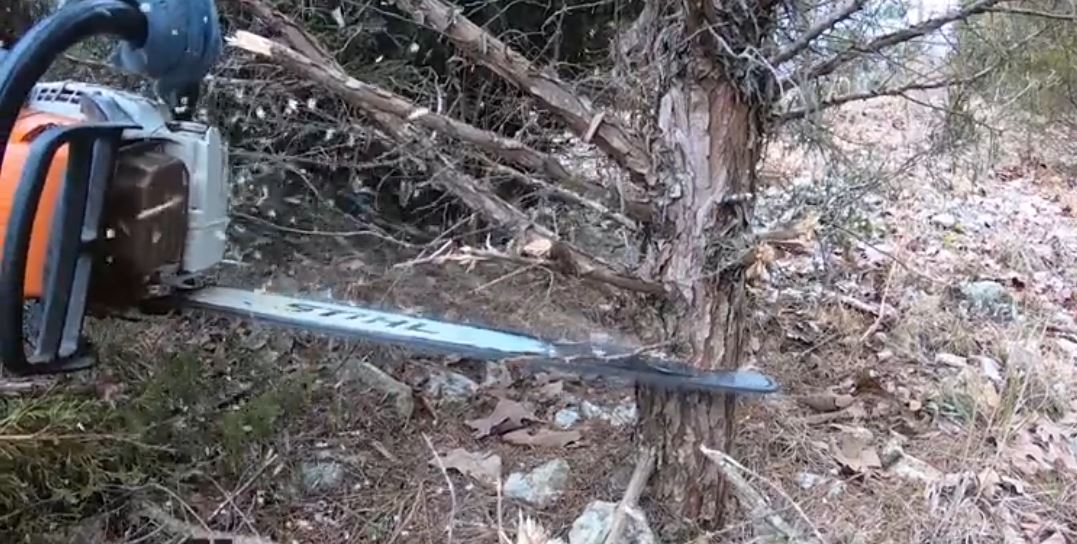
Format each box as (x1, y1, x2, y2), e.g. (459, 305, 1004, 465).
(633, 0, 774, 526)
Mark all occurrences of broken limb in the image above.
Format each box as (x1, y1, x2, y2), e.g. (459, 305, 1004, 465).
(227, 30, 610, 207)
(700, 445, 822, 544)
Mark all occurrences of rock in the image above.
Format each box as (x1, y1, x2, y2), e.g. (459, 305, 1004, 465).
(482, 361, 515, 389)
(1056, 338, 1077, 358)
(554, 407, 581, 429)
(581, 400, 604, 419)
(342, 359, 413, 420)
(568, 501, 656, 544)
(425, 370, 479, 400)
(958, 280, 1017, 321)
(930, 212, 958, 229)
(610, 400, 638, 427)
(934, 352, 968, 368)
(580, 399, 637, 428)
(503, 459, 571, 508)
(827, 480, 846, 499)
(300, 461, 345, 495)
(970, 355, 1003, 384)
(796, 472, 826, 490)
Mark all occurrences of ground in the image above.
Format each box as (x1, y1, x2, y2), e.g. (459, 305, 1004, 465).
(2, 94, 1077, 544)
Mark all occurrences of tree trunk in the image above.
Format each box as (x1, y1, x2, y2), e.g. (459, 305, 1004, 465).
(637, 75, 762, 526)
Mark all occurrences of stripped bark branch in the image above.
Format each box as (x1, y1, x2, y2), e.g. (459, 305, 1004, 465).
(793, 0, 1006, 84)
(769, 0, 867, 65)
(778, 66, 994, 121)
(387, 0, 655, 190)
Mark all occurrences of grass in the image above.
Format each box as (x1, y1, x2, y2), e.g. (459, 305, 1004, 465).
(0, 331, 316, 540)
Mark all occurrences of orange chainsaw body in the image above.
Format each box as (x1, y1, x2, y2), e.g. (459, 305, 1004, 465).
(0, 108, 82, 299)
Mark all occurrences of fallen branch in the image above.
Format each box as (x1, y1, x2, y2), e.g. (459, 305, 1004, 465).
(778, 66, 994, 122)
(700, 445, 823, 544)
(387, 0, 655, 189)
(827, 291, 898, 319)
(602, 448, 655, 544)
(228, 6, 663, 296)
(227, 30, 612, 212)
(139, 503, 279, 544)
(770, 0, 867, 65)
(794, 0, 1006, 83)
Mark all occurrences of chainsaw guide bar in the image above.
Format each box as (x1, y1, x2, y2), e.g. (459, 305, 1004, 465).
(174, 287, 780, 395)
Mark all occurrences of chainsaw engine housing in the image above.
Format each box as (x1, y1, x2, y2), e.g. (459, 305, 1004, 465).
(23, 81, 230, 302)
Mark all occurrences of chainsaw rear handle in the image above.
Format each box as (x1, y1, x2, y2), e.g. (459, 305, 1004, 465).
(0, 0, 147, 375)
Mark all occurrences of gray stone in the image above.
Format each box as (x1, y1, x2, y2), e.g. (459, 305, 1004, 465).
(503, 459, 571, 508)
(934, 352, 968, 368)
(958, 280, 1017, 321)
(554, 407, 581, 429)
(568, 501, 656, 544)
(580, 399, 637, 428)
(342, 359, 414, 420)
(425, 370, 479, 400)
(795, 472, 826, 490)
(930, 212, 958, 229)
(300, 461, 345, 494)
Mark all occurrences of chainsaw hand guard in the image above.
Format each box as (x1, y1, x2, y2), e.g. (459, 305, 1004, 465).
(0, 0, 147, 375)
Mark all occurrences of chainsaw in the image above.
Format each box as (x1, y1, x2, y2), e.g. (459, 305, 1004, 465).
(0, 1, 779, 395)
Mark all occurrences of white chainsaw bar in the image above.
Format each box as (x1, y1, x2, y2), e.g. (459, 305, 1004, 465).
(175, 287, 780, 394)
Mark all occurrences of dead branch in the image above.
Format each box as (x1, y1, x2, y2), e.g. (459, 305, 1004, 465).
(778, 66, 994, 122)
(227, 31, 611, 209)
(988, 6, 1077, 20)
(419, 242, 666, 295)
(795, 0, 1007, 84)
(700, 445, 822, 544)
(138, 503, 278, 544)
(770, 0, 867, 65)
(602, 448, 655, 544)
(229, 3, 664, 296)
(387, 0, 656, 191)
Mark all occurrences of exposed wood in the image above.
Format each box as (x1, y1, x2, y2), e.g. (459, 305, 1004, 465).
(602, 448, 655, 544)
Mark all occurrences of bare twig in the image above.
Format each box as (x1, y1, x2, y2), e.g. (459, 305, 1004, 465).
(770, 0, 867, 65)
(700, 445, 824, 544)
(139, 503, 279, 544)
(794, 0, 1007, 84)
(988, 6, 1077, 20)
(779, 66, 994, 122)
(424, 433, 457, 544)
(859, 263, 897, 343)
(602, 448, 655, 544)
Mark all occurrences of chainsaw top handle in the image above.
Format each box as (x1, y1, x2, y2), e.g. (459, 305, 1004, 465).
(0, 0, 148, 375)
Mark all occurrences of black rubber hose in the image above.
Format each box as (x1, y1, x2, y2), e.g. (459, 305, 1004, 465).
(0, 0, 147, 374)
(0, 0, 146, 167)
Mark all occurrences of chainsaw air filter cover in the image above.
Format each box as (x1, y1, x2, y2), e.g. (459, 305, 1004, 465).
(25, 81, 231, 277)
